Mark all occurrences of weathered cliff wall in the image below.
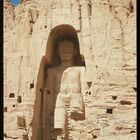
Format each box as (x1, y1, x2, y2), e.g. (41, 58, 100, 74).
(4, 0, 136, 139)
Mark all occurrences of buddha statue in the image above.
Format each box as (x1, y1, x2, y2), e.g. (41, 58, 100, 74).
(32, 35, 87, 140)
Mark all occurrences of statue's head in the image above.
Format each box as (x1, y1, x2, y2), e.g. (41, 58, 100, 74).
(57, 40, 77, 62)
(52, 34, 85, 66)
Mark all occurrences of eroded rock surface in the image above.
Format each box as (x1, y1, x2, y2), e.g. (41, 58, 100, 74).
(4, 0, 136, 140)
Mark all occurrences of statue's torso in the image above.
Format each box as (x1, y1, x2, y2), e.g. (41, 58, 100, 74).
(43, 66, 85, 139)
(47, 66, 84, 93)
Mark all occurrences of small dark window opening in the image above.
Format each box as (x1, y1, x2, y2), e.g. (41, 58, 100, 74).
(30, 83, 34, 89)
(133, 87, 137, 92)
(112, 96, 117, 100)
(4, 133, 7, 138)
(9, 93, 15, 98)
(88, 91, 91, 95)
(17, 96, 22, 103)
(129, 2, 134, 13)
(88, 4, 92, 17)
(120, 100, 131, 105)
(87, 81, 92, 88)
(22, 134, 29, 140)
(47, 90, 50, 95)
(4, 107, 7, 112)
(106, 108, 113, 114)
(92, 134, 97, 139)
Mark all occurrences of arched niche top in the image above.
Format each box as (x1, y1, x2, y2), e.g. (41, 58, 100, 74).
(46, 24, 85, 67)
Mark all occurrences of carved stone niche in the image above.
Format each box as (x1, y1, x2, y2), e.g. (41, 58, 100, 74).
(32, 24, 87, 140)
(45, 24, 85, 66)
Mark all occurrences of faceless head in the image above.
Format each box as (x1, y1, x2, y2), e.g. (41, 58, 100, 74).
(58, 40, 77, 61)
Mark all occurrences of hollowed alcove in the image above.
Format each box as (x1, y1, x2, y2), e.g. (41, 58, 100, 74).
(45, 24, 85, 67)
(32, 24, 86, 140)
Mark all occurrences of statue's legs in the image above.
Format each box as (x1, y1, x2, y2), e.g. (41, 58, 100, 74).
(65, 103, 73, 140)
(54, 94, 74, 140)
(55, 105, 71, 140)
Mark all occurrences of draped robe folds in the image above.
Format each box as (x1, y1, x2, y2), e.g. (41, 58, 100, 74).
(32, 55, 53, 140)
(32, 56, 87, 140)
(54, 67, 86, 132)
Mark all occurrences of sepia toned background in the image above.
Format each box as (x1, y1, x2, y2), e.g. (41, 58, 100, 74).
(4, 0, 136, 139)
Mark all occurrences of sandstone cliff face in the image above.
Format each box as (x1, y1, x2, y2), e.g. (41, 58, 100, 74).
(4, 0, 136, 140)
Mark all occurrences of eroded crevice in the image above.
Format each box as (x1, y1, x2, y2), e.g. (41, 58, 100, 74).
(88, 2, 92, 17)
(78, 0, 82, 32)
(129, 1, 134, 13)
(108, 2, 126, 67)
(108, 0, 136, 62)
(17, 56, 23, 96)
(4, 133, 19, 139)
(19, 56, 23, 71)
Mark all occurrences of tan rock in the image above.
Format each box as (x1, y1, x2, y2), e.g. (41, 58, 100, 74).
(4, 0, 136, 140)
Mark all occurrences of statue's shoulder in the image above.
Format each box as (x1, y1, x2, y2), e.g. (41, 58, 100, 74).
(47, 66, 62, 74)
(65, 66, 85, 75)
(71, 66, 85, 72)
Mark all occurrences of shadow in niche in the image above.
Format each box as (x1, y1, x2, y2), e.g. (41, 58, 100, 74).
(32, 24, 85, 140)
(46, 34, 86, 140)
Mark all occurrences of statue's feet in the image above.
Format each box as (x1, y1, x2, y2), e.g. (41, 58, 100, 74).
(54, 128, 65, 140)
(70, 110, 85, 120)
(54, 128, 63, 135)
